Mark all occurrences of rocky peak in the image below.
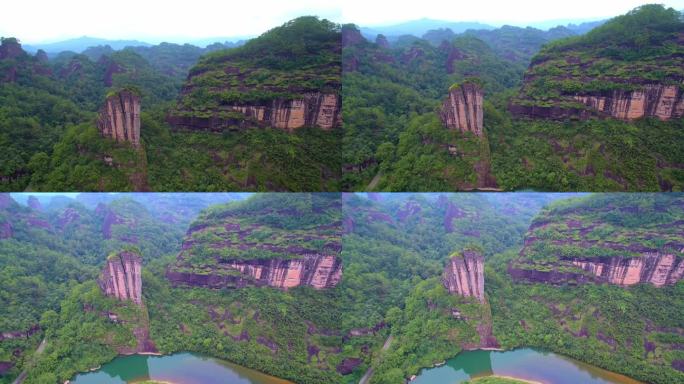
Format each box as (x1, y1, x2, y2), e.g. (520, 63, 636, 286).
(375, 34, 390, 49)
(342, 25, 365, 47)
(440, 81, 484, 136)
(98, 250, 143, 305)
(0, 193, 13, 209)
(34, 49, 48, 63)
(97, 89, 141, 147)
(443, 249, 485, 303)
(98, 56, 125, 87)
(0, 38, 24, 60)
(27, 196, 42, 211)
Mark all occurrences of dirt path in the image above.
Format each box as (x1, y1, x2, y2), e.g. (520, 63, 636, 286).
(359, 335, 394, 384)
(12, 338, 46, 384)
(366, 172, 383, 191)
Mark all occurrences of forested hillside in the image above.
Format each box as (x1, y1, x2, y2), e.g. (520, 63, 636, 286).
(343, 5, 684, 192)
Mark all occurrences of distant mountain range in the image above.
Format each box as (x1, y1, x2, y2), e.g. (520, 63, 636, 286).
(360, 19, 494, 40)
(359, 17, 606, 42)
(22, 35, 249, 55)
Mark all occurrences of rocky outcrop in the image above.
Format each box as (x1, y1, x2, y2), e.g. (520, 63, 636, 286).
(375, 34, 390, 49)
(440, 82, 484, 136)
(572, 85, 684, 121)
(0, 38, 23, 60)
(98, 251, 143, 305)
(0, 324, 40, 341)
(169, 92, 340, 132)
(342, 25, 365, 47)
(167, 253, 342, 290)
(27, 196, 41, 211)
(510, 254, 684, 287)
(571, 253, 684, 287)
(97, 90, 141, 147)
(336, 357, 363, 375)
(443, 250, 485, 302)
(0, 221, 11, 239)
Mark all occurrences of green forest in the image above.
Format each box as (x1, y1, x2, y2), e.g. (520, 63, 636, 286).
(0, 17, 341, 192)
(342, 4, 684, 192)
(1, 192, 683, 383)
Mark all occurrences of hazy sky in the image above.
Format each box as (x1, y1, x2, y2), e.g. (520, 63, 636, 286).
(344, 0, 684, 26)
(2, 0, 683, 44)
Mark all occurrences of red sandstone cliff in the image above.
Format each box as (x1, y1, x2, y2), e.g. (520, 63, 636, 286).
(440, 82, 484, 136)
(511, 83, 684, 121)
(168, 91, 340, 132)
(573, 84, 684, 121)
(570, 253, 684, 287)
(443, 249, 485, 302)
(98, 251, 143, 305)
(97, 90, 141, 147)
(167, 253, 342, 290)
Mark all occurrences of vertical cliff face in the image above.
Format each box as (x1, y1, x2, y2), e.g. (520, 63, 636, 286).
(571, 84, 684, 121)
(169, 92, 340, 132)
(97, 90, 141, 147)
(511, 194, 684, 287)
(440, 82, 484, 136)
(224, 92, 340, 131)
(168, 254, 342, 290)
(571, 253, 684, 287)
(98, 251, 143, 305)
(443, 249, 485, 302)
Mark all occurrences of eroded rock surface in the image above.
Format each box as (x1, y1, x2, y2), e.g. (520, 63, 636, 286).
(98, 251, 143, 305)
(97, 90, 141, 147)
(440, 82, 484, 136)
(443, 249, 485, 302)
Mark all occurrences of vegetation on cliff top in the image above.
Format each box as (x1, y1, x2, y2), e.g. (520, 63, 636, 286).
(520, 193, 684, 265)
(518, 5, 684, 105)
(178, 16, 340, 112)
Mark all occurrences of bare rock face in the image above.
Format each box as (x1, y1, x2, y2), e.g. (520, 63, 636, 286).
(97, 90, 141, 147)
(167, 253, 342, 290)
(440, 82, 484, 136)
(510, 253, 684, 287)
(169, 92, 340, 132)
(443, 249, 485, 302)
(570, 253, 684, 287)
(572, 84, 684, 121)
(512, 84, 684, 121)
(98, 251, 143, 305)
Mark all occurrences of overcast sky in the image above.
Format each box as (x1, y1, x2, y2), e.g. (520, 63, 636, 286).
(2, 0, 683, 44)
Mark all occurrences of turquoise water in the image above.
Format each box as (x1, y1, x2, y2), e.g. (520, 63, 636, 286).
(70, 352, 293, 384)
(412, 348, 642, 384)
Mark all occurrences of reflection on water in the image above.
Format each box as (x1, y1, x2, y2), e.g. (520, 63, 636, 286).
(413, 348, 642, 384)
(71, 353, 293, 384)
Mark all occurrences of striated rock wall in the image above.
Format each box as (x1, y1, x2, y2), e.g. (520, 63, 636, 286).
(97, 90, 141, 146)
(572, 84, 684, 121)
(167, 253, 342, 290)
(571, 253, 684, 287)
(443, 250, 485, 302)
(509, 253, 684, 287)
(512, 83, 684, 121)
(98, 251, 143, 305)
(169, 92, 340, 132)
(440, 82, 484, 136)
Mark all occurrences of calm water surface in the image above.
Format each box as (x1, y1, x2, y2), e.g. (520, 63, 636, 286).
(413, 348, 642, 384)
(70, 352, 293, 384)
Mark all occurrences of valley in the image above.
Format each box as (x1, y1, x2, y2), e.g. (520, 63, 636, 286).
(0, 192, 681, 383)
(342, 4, 684, 191)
